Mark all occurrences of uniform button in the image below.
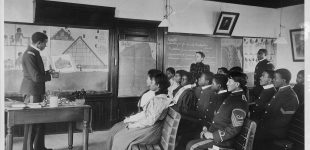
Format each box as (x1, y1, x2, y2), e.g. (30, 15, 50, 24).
(268, 104, 271, 106)
(212, 121, 215, 123)
(201, 91, 203, 94)
(206, 109, 208, 111)
(273, 96, 275, 98)
(205, 116, 207, 118)
(223, 102, 226, 104)
(210, 102, 212, 104)
(258, 97, 260, 99)
(265, 111, 267, 114)
(198, 99, 200, 101)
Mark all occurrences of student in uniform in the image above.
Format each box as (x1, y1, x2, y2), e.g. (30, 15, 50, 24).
(253, 49, 274, 98)
(249, 69, 276, 121)
(175, 71, 214, 150)
(104, 73, 171, 150)
(137, 69, 161, 112)
(207, 74, 229, 127)
(253, 68, 299, 150)
(293, 70, 304, 105)
(186, 71, 248, 150)
(20, 32, 53, 150)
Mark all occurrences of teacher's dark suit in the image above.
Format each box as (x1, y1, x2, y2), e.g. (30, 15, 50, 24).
(20, 45, 51, 150)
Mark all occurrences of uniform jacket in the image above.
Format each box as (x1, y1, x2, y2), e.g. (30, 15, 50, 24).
(190, 62, 210, 80)
(208, 91, 248, 148)
(253, 59, 274, 97)
(293, 84, 304, 105)
(172, 87, 197, 115)
(250, 84, 277, 121)
(20, 46, 51, 96)
(257, 85, 299, 138)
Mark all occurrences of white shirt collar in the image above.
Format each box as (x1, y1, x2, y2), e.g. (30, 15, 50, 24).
(30, 44, 41, 52)
(183, 84, 192, 89)
(258, 58, 266, 62)
(263, 84, 274, 89)
(218, 90, 227, 94)
(279, 85, 290, 90)
(232, 89, 243, 93)
(201, 85, 212, 90)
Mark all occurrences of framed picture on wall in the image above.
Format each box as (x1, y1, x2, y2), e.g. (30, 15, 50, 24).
(290, 28, 304, 62)
(213, 12, 239, 36)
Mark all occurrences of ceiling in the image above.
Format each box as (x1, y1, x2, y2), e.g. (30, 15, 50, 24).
(205, 0, 304, 8)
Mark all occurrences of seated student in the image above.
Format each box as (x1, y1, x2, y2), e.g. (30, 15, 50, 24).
(217, 67, 229, 76)
(166, 67, 178, 98)
(293, 70, 304, 105)
(207, 74, 229, 127)
(176, 72, 215, 150)
(104, 73, 171, 150)
(253, 69, 299, 150)
(172, 70, 186, 97)
(191, 71, 215, 121)
(171, 71, 196, 114)
(137, 69, 162, 112)
(249, 70, 276, 121)
(186, 71, 248, 150)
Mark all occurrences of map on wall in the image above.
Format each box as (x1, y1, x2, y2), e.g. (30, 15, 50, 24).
(4, 23, 110, 93)
(243, 38, 277, 73)
(221, 38, 243, 69)
(118, 41, 157, 97)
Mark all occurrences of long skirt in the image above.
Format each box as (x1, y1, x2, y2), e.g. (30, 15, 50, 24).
(105, 121, 163, 150)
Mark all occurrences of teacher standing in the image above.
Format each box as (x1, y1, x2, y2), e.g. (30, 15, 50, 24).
(20, 32, 53, 150)
(190, 51, 210, 82)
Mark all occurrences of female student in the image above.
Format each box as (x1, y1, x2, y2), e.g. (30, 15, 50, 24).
(186, 71, 248, 150)
(104, 73, 171, 150)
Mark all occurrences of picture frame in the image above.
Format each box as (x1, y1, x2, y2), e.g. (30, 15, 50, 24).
(213, 12, 240, 36)
(290, 28, 304, 62)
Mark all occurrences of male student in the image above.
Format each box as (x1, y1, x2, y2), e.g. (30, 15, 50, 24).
(253, 69, 299, 150)
(253, 49, 274, 97)
(293, 70, 304, 105)
(20, 32, 53, 150)
(166, 67, 178, 98)
(249, 70, 277, 121)
(190, 51, 210, 81)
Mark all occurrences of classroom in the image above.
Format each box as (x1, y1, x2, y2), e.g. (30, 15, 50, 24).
(1, 0, 309, 150)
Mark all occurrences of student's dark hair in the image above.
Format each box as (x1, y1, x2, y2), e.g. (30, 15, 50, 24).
(166, 67, 175, 75)
(175, 70, 187, 77)
(196, 51, 205, 58)
(153, 73, 170, 95)
(201, 71, 214, 84)
(213, 74, 228, 90)
(148, 69, 162, 79)
(275, 68, 291, 84)
(182, 71, 195, 84)
(218, 67, 229, 74)
(258, 49, 268, 55)
(263, 69, 275, 79)
(229, 71, 248, 94)
(297, 70, 304, 76)
(229, 66, 243, 73)
(32, 32, 48, 44)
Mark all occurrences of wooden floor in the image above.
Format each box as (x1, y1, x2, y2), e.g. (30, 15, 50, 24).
(11, 131, 109, 150)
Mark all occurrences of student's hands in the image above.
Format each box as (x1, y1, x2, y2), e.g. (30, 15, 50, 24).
(125, 122, 137, 129)
(123, 117, 131, 123)
(203, 131, 214, 140)
(200, 126, 208, 138)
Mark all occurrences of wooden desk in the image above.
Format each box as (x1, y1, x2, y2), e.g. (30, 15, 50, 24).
(5, 105, 91, 150)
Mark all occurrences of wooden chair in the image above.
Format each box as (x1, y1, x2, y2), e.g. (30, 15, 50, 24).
(232, 118, 257, 150)
(272, 106, 304, 150)
(219, 118, 257, 150)
(132, 107, 181, 150)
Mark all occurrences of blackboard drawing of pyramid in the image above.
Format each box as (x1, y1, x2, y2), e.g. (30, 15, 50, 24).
(63, 36, 106, 70)
(51, 28, 74, 41)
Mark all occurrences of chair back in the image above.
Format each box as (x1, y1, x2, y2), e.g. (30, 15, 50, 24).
(160, 107, 181, 150)
(233, 118, 257, 150)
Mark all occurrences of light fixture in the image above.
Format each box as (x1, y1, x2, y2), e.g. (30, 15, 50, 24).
(159, 0, 171, 27)
(274, 0, 287, 44)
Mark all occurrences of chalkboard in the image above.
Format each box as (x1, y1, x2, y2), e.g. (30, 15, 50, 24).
(165, 34, 221, 73)
(4, 23, 110, 93)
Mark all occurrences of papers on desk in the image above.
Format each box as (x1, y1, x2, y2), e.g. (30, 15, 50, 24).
(10, 103, 42, 108)
(11, 103, 26, 108)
